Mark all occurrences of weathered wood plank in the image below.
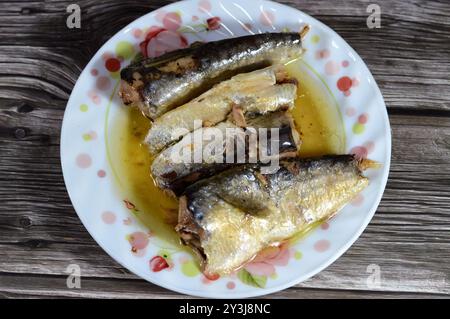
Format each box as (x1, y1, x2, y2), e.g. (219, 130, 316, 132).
(1, 0, 450, 298)
(0, 273, 448, 299)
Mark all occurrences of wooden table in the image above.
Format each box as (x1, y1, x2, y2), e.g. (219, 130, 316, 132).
(0, 0, 449, 299)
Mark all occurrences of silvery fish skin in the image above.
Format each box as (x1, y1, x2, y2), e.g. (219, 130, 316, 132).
(176, 155, 374, 275)
(151, 111, 301, 196)
(145, 67, 297, 155)
(119, 32, 303, 119)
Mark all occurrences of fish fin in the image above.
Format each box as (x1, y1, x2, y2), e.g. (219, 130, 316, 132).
(300, 24, 310, 39)
(358, 158, 382, 170)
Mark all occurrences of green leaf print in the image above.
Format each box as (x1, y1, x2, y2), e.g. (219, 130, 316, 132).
(237, 269, 267, 288)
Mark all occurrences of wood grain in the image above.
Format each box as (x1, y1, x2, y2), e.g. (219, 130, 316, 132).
(0, 0, 450, 298)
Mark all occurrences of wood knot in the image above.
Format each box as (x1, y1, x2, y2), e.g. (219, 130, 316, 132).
(24, 239, 48, 249)
(19, 217, 32, 229)
(14, 128, 26, 139)
(17, 103, 34, 113)
(20, 8, 32, 15)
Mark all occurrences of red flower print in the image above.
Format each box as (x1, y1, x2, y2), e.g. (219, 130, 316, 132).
(244, 243, 290, 276)
(150, 255, 170, 272)
(203, 272, 220, 281)
(105, 57, 121, 72)
(337, 76, 353, 92)
(139, 25, 188, 58)
(206, 17, 221, 31)
(127, 231, 149, 252)
(162, 12, 182, 31)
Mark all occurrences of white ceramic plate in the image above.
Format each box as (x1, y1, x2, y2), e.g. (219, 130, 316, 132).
(61, 0, 391, 298)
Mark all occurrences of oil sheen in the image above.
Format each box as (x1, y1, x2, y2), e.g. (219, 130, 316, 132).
(286, 59, 345, 156)
(112, 60, 345, 244)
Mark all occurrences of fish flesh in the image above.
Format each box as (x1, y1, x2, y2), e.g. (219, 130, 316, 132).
(119, 32, 303, 119)
(176, 155, 376, 275)
(146, 67, 276, 155)
(177, 155, 375, 276)
(120, 33, 302, 119)
(152, 109, 301, 182)
(151, 111, 301, 196)
(146, 82, 297, 155)
(145, 67, 297, 155)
